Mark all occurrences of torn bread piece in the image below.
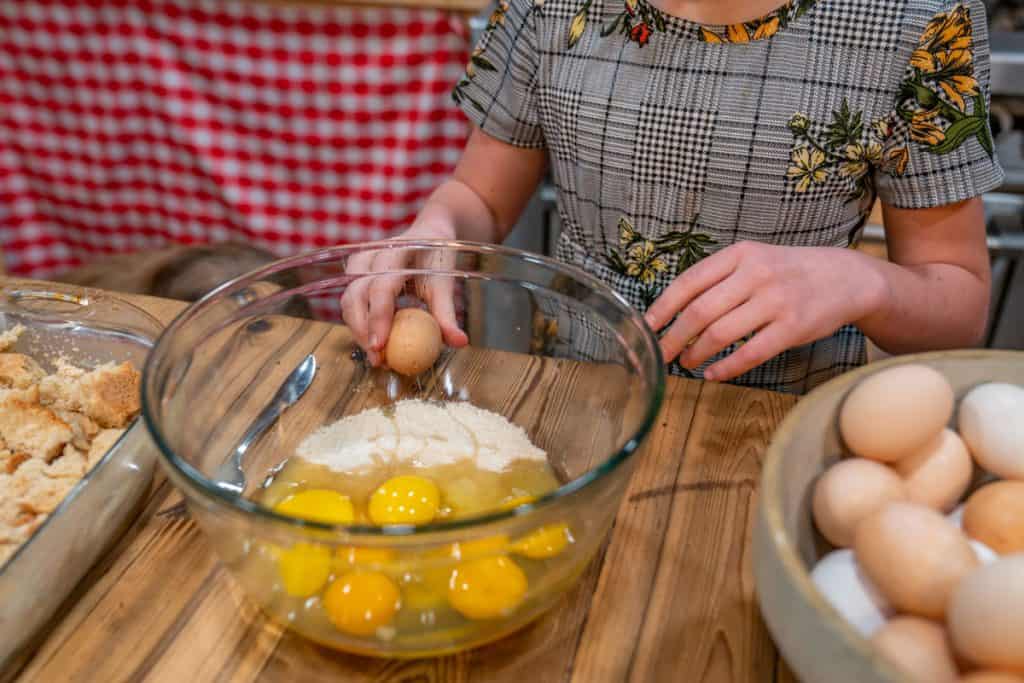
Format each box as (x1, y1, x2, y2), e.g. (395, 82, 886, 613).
(1, 450, 31, 475)
(55, 409, 100, 451)
(0, 384, 41, 405)
(0, 353, 46, 389)
(7, 458, 46, 499)
(16, 476, 77, 516)
(46, 445, 88, 480)
(40, 362, 140, 429)
(0, 499, 34, 557)
(0, 325, 25, 353)
(38, 358, 85, 411)
(79, 362, 141, 429)
(0, 400, 73, 462)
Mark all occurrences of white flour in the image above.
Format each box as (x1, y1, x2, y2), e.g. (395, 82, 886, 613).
(296, 399, 546, 473)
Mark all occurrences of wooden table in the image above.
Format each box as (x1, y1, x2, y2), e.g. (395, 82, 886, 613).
(9, 286, 800, 683)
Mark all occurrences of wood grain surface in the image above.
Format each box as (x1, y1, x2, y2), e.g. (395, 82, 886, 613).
(4, 281, 801, 683)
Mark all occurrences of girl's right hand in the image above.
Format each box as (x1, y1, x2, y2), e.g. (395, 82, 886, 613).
(341, 126, 547, 366)
(340, 218, 470, 367)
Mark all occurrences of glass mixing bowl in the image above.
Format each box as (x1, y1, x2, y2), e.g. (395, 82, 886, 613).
(142, 241, 665, 658)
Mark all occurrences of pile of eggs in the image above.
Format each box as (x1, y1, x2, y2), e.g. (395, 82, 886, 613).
(809, 364, 1024, 682)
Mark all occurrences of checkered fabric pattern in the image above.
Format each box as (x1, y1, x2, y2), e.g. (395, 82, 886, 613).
(0, 0, 470, 279)
(458, 0, 1004, 393)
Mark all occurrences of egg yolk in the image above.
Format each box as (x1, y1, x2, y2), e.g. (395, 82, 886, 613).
(334, 546, 396, 570)
(499, 494, 536, 510)
(511, 523, 571, 559)
(447, 555, 528, 620)
(278, 542, 332, 597)
(448, 534, 510, 561)
(369, 475, 441, 525)
(274, 489, 355, 525)
(323, 571, 401, 636)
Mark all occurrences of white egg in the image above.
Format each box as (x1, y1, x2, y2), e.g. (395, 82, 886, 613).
(948, 504, 965, 530)
(958, 383, 1024, 480)
(970, 539, 1000, 564)
(810, 549, 892, 637)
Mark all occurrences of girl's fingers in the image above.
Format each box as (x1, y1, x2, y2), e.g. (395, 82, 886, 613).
(644, 246, 739, 332)
(677, 299, 772, 369)
(657, 273, 754, 364)
(424, 275, 469, 347)
(340, 251, 375, 350)
(366, 248, 413, 350)
(416, 244, 468, 348)
(703, 322, 792, 382)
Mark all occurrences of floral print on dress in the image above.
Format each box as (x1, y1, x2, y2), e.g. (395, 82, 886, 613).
(785, 99, 907, 202)
(698, 0, 815, 44)
(452, 1, 509, 112)
(896, 4, 993, 157)
(567, 0, 817, 49)
(599, 0, 666, 48)
(606, 217, 715, 305)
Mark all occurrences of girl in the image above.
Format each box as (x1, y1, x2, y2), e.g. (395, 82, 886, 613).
(343, 0, 1004, 394)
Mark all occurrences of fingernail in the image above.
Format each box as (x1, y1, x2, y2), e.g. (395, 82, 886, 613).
(703, 370, 716, 382)
(644, 313, 655, 328)
(370, 334, 380, 349)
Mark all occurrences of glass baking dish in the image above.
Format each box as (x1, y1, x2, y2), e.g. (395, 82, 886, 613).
(0, 284, 163, 676)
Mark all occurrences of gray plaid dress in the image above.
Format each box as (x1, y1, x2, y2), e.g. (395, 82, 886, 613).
(453, 0, 1004, 393)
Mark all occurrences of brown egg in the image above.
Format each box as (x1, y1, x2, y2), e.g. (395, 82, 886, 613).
(812, 458, 908, 548)
(854, 502, 978, 619)
(963, 481, 1024, 555)
(948, 555, 1024, 674)
(383, 308, 443, 377)
(960, 673, 1024, 683)
(871, 616, 959, 683)
(839, 364, 953, 462)
(895, 428, 973, 512)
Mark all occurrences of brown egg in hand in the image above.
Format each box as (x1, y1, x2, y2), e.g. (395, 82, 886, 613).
(383, 308, 443, 377)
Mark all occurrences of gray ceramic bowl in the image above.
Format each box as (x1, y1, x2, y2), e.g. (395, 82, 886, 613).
(753, 349, 1024, 683)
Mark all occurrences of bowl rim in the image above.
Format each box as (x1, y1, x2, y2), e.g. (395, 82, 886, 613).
(142, 239, 667, 537)
(759, 347, 1024, 680)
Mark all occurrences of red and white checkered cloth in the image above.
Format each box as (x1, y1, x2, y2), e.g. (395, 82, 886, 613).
(0, 0, 471, 278)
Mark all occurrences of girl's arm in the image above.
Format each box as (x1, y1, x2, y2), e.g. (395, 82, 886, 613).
(645, 197, 991, 382)
(857, 197, 990, 354)
(412, 126, 548, 244)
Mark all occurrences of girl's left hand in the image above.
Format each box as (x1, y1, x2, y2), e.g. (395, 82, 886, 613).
(644, 241, 885, 382)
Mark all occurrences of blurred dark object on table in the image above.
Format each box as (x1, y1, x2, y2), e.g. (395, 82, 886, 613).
(52, 243, 313, 318)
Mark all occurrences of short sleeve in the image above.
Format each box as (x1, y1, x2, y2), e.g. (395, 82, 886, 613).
(874, 0, 1004, 209)
(451, 0, 545, 148)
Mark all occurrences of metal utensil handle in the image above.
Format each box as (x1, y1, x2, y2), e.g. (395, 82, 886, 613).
(232, 394, 291, 460)
(214, 354, 317, 487)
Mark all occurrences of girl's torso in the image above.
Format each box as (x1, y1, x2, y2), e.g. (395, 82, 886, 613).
(457, 0, 1003, 393)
